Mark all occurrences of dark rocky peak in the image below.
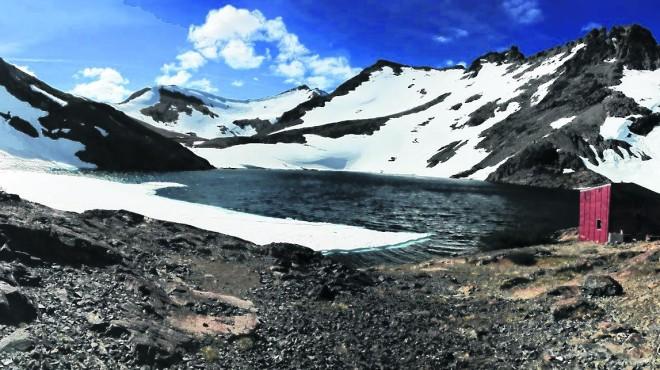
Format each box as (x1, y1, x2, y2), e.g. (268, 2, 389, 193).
(572, 25, 660, 70)
(331, 59, 440, 98)
(312, 88, 328, 96)
(608, 24, 660, 70)
(280, 85, 327, 97)
(0, 58, 73, 111)
(158, 87, 207, 107)
(139, 87, 217, 124)
(467, 46, 526, 74)
(369, 59, 407, 75)
(119, 87, 151, 104)
(289, 84, 313, 92)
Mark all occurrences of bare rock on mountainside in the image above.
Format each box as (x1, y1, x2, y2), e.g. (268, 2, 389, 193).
(118, 84, 325, 139)
(0, 59, 212, 171)
(0, 282, 37, 326)
(186, 25, 660, 190)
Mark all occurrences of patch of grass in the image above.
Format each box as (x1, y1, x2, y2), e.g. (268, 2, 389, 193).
(200, 346, 219, 363)
(332, 302, 350, 311)
(235, 336, 255, 352)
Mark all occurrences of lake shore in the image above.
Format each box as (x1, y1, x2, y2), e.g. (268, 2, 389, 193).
(0, 191, 657, 368)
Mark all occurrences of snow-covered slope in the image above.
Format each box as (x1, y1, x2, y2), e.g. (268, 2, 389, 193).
(0, 58, 212, 171)
(194, 25, 660, 192)
(117, 85, 323, 139)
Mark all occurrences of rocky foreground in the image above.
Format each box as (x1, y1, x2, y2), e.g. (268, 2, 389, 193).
(0, 192, 658, 369)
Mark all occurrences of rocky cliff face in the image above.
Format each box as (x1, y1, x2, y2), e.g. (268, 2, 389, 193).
(192, 25, 660, 191)
(0, 59, 212, 171)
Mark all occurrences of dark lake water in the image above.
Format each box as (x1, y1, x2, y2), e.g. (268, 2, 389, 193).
(103, 169, 578, 266)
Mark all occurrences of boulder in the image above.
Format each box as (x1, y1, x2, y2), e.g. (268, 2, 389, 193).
(0, 328, 34, 353)
(0, 262, 41, 286)
(0, 243, 13, 262)
(0, 224, 122, 266)
(268, 243, 321, 267)
(0, 281, 37, 325)
(104, 319, 196, 367)
(582, 275, 624, 297)
(500, 276, 533, 290)
(308, 284, 338, 301)
(551, 297, 602, 320)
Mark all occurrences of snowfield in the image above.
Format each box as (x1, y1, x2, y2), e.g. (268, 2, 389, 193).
(118, 86, 320, 138)
(30, 85, 68, 107)
(194, 45, 587, 180)
(580, 68, 660, 193)
(612, 68, 660, 113)
(0, 86, 93, 169)
(0, 169, 430, 251)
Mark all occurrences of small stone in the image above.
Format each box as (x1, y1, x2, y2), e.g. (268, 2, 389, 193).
(458, 285, 477, 296)
(308, 285, 337, 301)
(500, 276, 532, 290)
(86, 312, 108, 331)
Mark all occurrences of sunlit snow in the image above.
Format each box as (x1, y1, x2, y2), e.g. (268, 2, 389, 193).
(0, 86, 93, 168)
(0, 169, 429, 251)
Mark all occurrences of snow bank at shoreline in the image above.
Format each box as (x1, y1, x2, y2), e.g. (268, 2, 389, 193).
(0, 169, 429, 251)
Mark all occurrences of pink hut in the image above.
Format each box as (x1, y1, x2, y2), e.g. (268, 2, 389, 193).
(579, 183, 660, 243)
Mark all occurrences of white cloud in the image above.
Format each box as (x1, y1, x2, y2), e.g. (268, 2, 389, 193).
(453, 28, 469, 38)
(307, 55, 356, 80)
(581, 22, 603, 32)
(444, 60, 467, 68)
(502, 0, 543, 24)
(188, 5, 265, 59)
(71, 67, 131, 103)
(275, 59, 306, 79)
(275, 32, 308, 61)
(155, 50, 219, 94)
(176, 50, 206, 70)
(275, 55, 358, 90)
(156, 4, 359, 91)
(15, 65, 36, 77)
(156, 70, 192, 86)
(231, 80, 244, 87)
(187, 78, 219, 93)
(220, 39, 266, 69)
(434, 35, 451, 44)
(434, 28, 470, 44)
(305, 75, 331, 90)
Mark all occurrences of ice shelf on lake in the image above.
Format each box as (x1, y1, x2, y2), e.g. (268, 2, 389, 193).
(0, 169, 430, 251)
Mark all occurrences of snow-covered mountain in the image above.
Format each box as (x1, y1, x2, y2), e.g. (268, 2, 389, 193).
(0, 58, 212, 171)
(117, 85, 324, 139)
(192, 25, 660, 191)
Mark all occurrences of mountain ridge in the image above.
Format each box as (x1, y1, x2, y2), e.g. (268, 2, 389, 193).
(0, 58, 212, 171)
(117, 84, 324, 139)
(185, 24, 660, 192)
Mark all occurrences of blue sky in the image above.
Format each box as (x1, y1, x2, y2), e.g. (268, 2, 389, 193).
(2, 0, 659, 101)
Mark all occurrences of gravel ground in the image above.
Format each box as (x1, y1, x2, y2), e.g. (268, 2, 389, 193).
(0, 192, 658, 369)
